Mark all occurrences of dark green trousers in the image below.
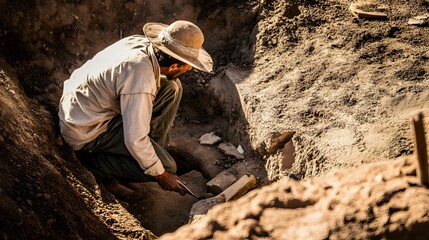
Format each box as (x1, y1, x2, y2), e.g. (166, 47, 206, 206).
(76, 77, 182, 182)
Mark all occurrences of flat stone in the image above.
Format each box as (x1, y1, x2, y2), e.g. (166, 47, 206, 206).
(199, 132, 222, 145)
(188, 194, 226, 224)
(218, 142, 244, 159)
(207, 170, 240, 195)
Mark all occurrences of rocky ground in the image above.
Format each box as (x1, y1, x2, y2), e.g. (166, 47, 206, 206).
(1, 0, 429, 239)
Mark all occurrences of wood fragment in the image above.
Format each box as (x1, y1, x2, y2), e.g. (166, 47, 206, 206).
(411, 112, 429, 187)
(220, 174, 257, 201)
(349, 3, 388, 20)
(268, 131, 295, 154)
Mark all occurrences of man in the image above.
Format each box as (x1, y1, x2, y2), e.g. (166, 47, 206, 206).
(58, 20, 213, 196)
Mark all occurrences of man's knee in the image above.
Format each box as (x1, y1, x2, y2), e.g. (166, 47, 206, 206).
(164, 159, 177, 174)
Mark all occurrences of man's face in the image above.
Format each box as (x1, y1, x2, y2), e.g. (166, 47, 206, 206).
(161, 64, 192, 80)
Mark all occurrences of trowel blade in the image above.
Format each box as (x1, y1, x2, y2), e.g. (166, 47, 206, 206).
(177, 180, 204, 200)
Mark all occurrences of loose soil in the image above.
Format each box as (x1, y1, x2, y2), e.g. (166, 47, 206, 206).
(1, 0, 428, 239)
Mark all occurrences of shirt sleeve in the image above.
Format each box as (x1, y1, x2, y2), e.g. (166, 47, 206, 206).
(120, 93, 165, 176)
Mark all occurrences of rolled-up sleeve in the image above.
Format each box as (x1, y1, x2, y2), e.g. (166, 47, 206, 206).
(120, 93, 165, 176)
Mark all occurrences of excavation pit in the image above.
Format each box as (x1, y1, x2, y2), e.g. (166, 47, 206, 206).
(3, 0, 427, 239)
(1, 0, 273, 236)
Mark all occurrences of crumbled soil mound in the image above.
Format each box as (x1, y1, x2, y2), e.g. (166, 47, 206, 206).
(160, 157, 429, 239)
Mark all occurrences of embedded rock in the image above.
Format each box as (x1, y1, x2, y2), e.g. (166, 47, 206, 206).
(218, 142, 244, 160)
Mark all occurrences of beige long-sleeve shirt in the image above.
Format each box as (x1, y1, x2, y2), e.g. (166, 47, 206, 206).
(58, 35, 165, 176)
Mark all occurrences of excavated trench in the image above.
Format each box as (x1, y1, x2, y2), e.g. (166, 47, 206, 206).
(1, 0, 283, 237)
(3, 1, 429, 239)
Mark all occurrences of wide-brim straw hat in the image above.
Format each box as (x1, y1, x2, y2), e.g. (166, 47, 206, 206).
(143, 20, 213, 73)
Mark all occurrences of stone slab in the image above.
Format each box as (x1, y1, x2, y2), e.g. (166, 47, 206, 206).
(207, 170, 239, 195)
(218, 142, 244, 159)
(199, 132, 222, 145)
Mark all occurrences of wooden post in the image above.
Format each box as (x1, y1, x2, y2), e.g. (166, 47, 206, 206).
(411, 112, 429, 187)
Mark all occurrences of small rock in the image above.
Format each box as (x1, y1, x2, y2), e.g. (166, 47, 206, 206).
(218, 142, 244, 159)
(199, 132, 222, 145)
(237, 145, 244, 154)
(47, 218, 56, 225)
(374, 174, 385, 182)
(407, 15, 429, 26)
(289, 173, 299, 180)
(188, 194, 226, 224)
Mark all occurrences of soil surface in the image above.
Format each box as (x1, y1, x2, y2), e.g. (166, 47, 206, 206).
(1, 0, 429, 239)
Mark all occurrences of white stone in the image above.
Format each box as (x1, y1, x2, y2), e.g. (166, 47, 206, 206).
(199, 132, 222, 145)
(237, 145, 244, 154)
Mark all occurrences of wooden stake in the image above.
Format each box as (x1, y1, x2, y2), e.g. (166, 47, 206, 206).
(412, 112, 429, 187)
(220, 174, 256, 201)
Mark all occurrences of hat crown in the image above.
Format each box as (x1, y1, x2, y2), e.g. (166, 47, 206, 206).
(165, 21, 204, 50)
(143, 20, 213, 72)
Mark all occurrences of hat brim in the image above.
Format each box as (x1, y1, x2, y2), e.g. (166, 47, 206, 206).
(143, 22, 213, 73)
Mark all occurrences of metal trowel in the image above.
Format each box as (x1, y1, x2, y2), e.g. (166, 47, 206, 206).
(177, 180, 206, 200)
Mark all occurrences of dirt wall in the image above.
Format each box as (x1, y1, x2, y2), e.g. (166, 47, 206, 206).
(0, 0, 258, 114)
(0, 58, 156, 239)
(230, 0, 429, 180)
(0, 0, 260, 238)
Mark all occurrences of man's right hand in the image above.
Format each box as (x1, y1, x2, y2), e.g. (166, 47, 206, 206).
(154, 171, 186, 195)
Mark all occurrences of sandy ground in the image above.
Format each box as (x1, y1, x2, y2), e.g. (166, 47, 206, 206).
(0, 0, 428, 238)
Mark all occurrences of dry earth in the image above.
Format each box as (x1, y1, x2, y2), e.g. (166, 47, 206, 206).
(1, 0, 429, 239)
(161, 157, 429, 239)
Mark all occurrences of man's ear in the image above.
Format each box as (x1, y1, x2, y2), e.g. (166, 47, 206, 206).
(168, 64, 180, 71)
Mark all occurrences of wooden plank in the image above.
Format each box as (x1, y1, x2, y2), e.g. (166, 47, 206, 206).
(220, 174, 257, 201)
(412, 112, 429, 186)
